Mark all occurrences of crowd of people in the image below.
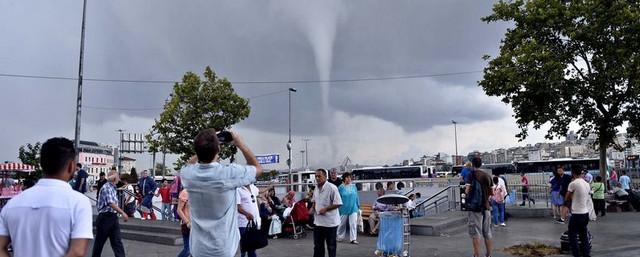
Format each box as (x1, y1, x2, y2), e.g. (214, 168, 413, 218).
(1, 131, 638, 257)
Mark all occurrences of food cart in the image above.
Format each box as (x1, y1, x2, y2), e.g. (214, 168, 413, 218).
(0, 163, 34, 208)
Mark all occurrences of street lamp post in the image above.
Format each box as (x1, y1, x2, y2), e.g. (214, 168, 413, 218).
(303, 138, 310, 170)
(287, 88, 297, 188)
(452, 120, 458, 165)
(74, 0, 88, 156)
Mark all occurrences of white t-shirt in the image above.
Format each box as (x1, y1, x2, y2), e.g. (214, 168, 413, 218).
(0, 179, 93, 257)
(124, 184, 135, 204)
(236, 184, 261, 229)
(568, 178, 591, 214)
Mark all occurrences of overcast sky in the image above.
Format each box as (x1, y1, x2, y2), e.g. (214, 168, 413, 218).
(0, 0, 558, 170)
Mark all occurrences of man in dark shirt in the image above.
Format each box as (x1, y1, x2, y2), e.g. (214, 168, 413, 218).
(73, 164, 88, 194)
(465, 157, 493, 257)
(328, 168, 342, 187)
(96, 172, 107, 199)
(552, 166, 572, 224)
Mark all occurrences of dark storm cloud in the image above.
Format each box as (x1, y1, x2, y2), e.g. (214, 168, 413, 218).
(0, 0, 511, 161)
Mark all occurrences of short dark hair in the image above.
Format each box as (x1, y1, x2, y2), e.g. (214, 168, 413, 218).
(471, 157, 482, 168)
(571, 165, 583, 176)
(415, 192, 421, 198)
(375, 182, 384, 190)
(493, 176, 499, 184)
(76, 163, 82, 168)
(387, 181, 394, 187)
(99, 172, 106, 177)
(342, 172, 352, 179)
(595, 176, 602, 182)
(556, 165, 564, 170)
(316, 168, 327, 176)
(194, 129, 220, 163)
(161, 179, 167, 183)
(622, 170, 627, 175)
(40, 137, 76, 176)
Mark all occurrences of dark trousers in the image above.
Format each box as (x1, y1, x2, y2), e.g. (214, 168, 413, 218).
(568, 213, 591, 257)
(592, 198, 606, 216)
(313, 226, 337, 257)
(92, 212, 125, 257)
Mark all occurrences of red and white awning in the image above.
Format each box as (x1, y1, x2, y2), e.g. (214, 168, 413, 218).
(0, 163, 35, 172)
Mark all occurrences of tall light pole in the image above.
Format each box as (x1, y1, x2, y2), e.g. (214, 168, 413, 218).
(303, 138, 310, 170)
(300, 150, 306, 169)
(452, 120, 458, 165)
(74, 0, 88, 155)
(116, 129, 125, 174)
(287, 88, 297, 187)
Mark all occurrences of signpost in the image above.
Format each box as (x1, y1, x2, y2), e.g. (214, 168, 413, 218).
(257, 154, 280, 165)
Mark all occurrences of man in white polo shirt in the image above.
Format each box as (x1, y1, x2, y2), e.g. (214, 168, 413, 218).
(311, 168, 343, 257)
(0, 137, 93, 257)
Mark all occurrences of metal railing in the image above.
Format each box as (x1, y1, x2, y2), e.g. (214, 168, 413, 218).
(504, 184, 550, 208)
(414, 185, 458, 216)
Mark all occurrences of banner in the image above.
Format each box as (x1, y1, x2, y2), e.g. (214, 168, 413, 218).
(256, 154, 280, 164)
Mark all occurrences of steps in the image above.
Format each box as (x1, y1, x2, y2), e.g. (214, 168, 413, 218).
(410, 211, 468, 236)
(94, 215, 183, 245)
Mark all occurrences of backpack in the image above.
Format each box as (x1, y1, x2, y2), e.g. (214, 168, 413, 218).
(465, 170, 486, 212)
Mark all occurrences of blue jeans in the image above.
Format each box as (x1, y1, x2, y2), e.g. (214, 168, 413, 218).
(491, 200, 505, 225)
(177, 228, 190, 257)
(239, 227, 257, 257)
(162, 203, 172, 221)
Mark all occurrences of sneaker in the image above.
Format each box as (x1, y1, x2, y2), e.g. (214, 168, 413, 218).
(500, 223, 506, 227)
(141, 217, 146, 220)
(350, 240, 359, 245)
(555, 218, 565, 224)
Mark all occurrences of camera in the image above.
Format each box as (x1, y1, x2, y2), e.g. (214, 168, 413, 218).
(216, 131, 233, 144)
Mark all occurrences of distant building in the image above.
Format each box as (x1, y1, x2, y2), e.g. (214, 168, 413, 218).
(78, 140, 115, 183)
(120, 156, 136, 174)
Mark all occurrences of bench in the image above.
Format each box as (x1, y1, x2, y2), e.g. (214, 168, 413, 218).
(606, 200, 630, 212)
(360, 204, 373, 234)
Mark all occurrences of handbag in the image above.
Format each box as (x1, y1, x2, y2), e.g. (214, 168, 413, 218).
(587, 198, 597, 221)
(269, 215, 282, 235)
(357, 210, 364, 233)
(241, 220, 268, 251)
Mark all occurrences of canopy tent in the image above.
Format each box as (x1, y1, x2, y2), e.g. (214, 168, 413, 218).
(0, 163, 35, 172)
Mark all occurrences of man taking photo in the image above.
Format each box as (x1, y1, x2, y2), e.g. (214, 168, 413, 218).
(181, 129, 263, 257)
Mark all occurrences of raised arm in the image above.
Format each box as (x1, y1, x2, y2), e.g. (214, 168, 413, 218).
(230, 131, 263, 177)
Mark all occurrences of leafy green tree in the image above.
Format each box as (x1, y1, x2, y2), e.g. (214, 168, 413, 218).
(147, 66, 251, 167)
(480, 0, 640, 179)
(18, 142, 42, 179)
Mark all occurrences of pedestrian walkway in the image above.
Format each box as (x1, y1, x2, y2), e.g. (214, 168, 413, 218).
(87, 212, 640, 257)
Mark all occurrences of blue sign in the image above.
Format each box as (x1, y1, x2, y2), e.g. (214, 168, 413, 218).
(256, 154, 280, 164)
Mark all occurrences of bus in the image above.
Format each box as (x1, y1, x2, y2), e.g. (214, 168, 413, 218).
(451, 163, 516, 176)
(351, 166, 426, 180)
(514, 158, 602, 174)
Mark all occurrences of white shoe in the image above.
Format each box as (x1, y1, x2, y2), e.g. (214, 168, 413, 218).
(500, 223, 506, 227)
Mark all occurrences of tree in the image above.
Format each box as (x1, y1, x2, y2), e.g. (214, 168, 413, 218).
(480, 0, 640, 180)
(18, 142, 42, 179)
(147, 66, 251, 168)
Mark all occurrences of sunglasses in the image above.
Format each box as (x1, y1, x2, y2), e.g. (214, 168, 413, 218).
(251, 194, 255, 203)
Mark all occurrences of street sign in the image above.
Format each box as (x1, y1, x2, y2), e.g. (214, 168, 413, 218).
(257, 154, 280, 164)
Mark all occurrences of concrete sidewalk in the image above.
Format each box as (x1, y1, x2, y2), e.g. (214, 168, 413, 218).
(87, 212, 640, 257)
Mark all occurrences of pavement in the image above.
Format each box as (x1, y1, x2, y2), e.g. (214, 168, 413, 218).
(86, 212, 640, 257)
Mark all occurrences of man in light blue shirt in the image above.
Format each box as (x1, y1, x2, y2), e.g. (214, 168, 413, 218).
(181, 129, 263, 257)
(619, 170, 631, 191)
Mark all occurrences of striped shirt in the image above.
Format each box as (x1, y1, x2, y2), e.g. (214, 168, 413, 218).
(97, 182, 118, 214)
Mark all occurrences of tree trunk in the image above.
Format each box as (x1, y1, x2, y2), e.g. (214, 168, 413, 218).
(599, 140, 608, 187)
